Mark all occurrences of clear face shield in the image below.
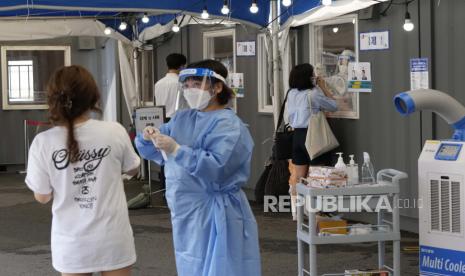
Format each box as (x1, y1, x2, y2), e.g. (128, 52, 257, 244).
(175, 68, 227, 111)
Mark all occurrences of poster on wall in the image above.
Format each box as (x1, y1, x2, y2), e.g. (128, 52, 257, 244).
(348, 62, 372, 93)
(236, 41, 256, 56)
(410, 58, 429, 90)
(360, 31, 389, 51)
(228, 73, 245, 98)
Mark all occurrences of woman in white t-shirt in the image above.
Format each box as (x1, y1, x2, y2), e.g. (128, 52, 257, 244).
(25, 65, 140, 276)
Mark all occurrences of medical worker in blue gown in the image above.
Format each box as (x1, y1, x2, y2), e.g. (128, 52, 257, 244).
(135, 59, 261, 276)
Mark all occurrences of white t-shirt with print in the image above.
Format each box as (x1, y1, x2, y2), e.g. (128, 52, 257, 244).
(25, 119, 140, 273)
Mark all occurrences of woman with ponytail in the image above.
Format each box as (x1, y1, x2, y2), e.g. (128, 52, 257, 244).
(25, 65, 140, 276)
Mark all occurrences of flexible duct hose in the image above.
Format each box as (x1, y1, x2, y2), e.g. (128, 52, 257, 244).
(394, 89, 465, 141)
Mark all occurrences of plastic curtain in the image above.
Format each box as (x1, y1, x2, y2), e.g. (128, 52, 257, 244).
(118, 40, 139, 122)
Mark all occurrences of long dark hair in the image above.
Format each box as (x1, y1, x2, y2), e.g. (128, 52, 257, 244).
(186, 59, 234, 105)
(289, 63, 316, 90)
(47, 65, 101, 163)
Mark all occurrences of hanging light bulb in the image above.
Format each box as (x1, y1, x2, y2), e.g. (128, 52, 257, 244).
(104, 27, 112, 35)
(119, 21, 127, 31)
(403, 11, 414, 32)
(172, 18, 180, 33)
(322, 0, 332, 6)
(282, 0, 292, 7)
(332, 27, 339, 33)
(221, 0, 230, 15)
(201, 6, 210, 19)
(142, 13, 150, 24)
(250, 0, 259, 14)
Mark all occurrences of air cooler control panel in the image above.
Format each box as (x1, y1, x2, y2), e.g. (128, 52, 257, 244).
(435, 143, 463, 161)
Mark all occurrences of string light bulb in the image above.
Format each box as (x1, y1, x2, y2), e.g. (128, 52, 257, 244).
(282, 0, 292, 7)
(142, 13, 150, 24)
(250, 0, 259, 14)
(119, 21, 127, 31)
(104, 27, 112, 35)
(172, 18, 180, 33)
(221, 0, 230, 15)
(201, 6, 210, 19)
(332, 27, 339, 33)
(403, 11, 414, 31)
(322, 0, 332, 6)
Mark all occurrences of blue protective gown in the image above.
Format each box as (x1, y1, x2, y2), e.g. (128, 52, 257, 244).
(135, 108, 261, 276)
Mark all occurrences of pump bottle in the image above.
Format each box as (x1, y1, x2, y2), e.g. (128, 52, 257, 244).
(334, 152, 347, 172)
(347, 155, 359, 185)
(361, 152, 375, 184)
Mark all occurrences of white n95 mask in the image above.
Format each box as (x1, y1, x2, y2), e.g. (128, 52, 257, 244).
(183, 88, 212, 110)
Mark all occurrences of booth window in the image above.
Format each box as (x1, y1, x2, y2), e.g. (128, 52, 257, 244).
(8, 60, 34, 102)
(257, 33, 273, 113)
(203, 28, 237, 111)
(203, 29, 236, 73)
(1, 46, 71, 110)
(309, 15, 359, 119)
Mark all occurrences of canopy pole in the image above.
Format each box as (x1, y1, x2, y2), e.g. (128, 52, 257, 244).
(271, 0, 281, 129)
(134, 49, 142, 107)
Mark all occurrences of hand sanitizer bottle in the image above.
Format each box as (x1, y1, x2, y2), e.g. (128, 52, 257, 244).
(348, 155, 359, 186)
(361, 152, 375, 184)
(334, 152, 347, 171)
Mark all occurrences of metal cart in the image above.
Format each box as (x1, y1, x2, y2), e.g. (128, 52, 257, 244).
(296, 169, 408, 276)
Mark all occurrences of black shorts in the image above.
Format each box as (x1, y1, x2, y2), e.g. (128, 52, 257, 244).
(292, 128, 311, 165)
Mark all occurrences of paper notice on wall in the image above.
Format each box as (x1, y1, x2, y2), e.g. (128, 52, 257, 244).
(135, 107, 166, 133)
(228, 73, 245, 98)
(236, 41, 255, 56)
(410, 58, 429, 90)
(348, 62, 372, 93)
(360, 31, 389, 51)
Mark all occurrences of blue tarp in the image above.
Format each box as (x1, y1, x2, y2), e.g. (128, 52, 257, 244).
(0, 0, 321, 39)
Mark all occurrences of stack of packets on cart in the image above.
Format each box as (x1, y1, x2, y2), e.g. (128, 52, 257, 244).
(344, 269, 389, 276)
(306, 166, 348, 188)
(317, 214, 348, 235)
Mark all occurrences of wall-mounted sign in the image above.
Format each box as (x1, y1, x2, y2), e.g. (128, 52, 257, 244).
(236, 41, 255, 56)
(135, 106, 166, 133)
(228, 73, 245, 98)
(360, 31, 389, 51)
(410, 58, 429, 90)
(348, 62, 372, 93)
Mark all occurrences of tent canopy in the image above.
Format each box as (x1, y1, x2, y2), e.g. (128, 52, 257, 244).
(0, 0, 274, 28)
(0, 1, 386, 42)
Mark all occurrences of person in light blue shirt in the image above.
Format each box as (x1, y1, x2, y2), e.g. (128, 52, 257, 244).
(286, 63, 337, 218)
(135, 60, 261, 276)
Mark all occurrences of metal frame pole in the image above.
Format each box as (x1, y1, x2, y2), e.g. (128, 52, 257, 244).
(393, 194, 401, 276)
(18, 120, 29, 174)
(297, 194, 304, 276)
(147, 160, 152, 207)
(309, 193, 317, 276)
(271, 0, 281, 128)
(378, 208, 385, 269)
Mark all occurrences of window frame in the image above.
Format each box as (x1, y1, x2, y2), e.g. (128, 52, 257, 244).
(7, 60, 34, 103)
(257, 33, 273, 114)
(203, 28, 237, 111)
(309, 14, 360, 120)
(1, 45, 71, 110)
